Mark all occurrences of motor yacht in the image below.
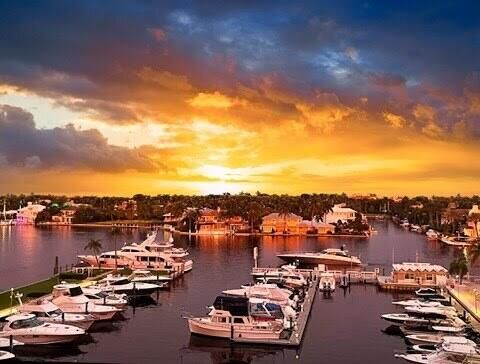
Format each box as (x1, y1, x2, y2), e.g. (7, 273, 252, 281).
(319, 272, 336, 292)
(381, 313, 441, 325)
(187, 308, 285, 340)
(128, 270, 172, 285)
(406, 333, 451, 346)
(0, 313, 85, 345)
(411, 336, 477, 354)
(415, 288, 440, 298)
(222, 284, 292, 306)
(440, 235, 475, 247)
(81, 287, 128, 308)
(90, 275, 160, 296)
(426, 229, 440, 241)
(18, 299, 95, 331)
(277, 248, 362, 266)
(404, 306, 457, 319)
(251, 265, 307, 285)
(51, 284, 121, 321)
(0, 351, 15, 362)
(392, 299, 447, 308)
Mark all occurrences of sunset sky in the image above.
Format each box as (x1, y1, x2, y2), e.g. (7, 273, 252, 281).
(0, 1, 479, 196)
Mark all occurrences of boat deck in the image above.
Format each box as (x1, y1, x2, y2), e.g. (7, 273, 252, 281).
(232, 274, 319, 346)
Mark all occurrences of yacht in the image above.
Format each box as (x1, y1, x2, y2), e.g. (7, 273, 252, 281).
(251, 265, 307, 286)
(90, 275, 160, 296)
(426, 229, 440, 241)
(277, 248, 362, 266)
(222, 284, 292, 306)
(415, 288, 440, 298)
(81, 287, 129, 308)
(440, 235, 475, 247)
(18, 299, 95, 330)
(319, 272, 336, 292)
(406, 333, 451, 346)
(392, 299, 447, 308)
(0, 351, 15, 362)
(411, 336, 477, 354)
(0, 313, 85, 345)
(51, 284, 121, 321)
(139, 234, 193, 272)
(128, 270, 172, 285)
(187, 308, 285, 340)
(381, 313, 438, 325)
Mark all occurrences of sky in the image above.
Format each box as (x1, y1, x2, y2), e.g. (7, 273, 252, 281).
(0, 1, 479, 196)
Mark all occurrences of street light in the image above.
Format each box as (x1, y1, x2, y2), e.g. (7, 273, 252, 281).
(474, 289, 478, 311)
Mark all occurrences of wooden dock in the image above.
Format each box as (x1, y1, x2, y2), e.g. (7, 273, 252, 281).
(232, 274, 320, 346)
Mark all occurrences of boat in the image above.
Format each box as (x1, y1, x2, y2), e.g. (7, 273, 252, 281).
(90, 275, 161, 296)
(222, 284, 292, 306)
(415, 288, 440, 298)
(440, 235, 475, 247)
(128, 270, 172, 284)
(277, 248, 362, 266)
(426, 229, 440, 241)
(254, 276, 306, 290)
(251, 265, 308, 285)
(319, 272, 336, 292)
(393, 299, 447, 308)
(410, 225, 422, 233)
(17, 299, 95, 331)
(140, 234, 193, 272)
(404, 306, 456, 319)
(187, 308, 285, 340)
(410, 336, 477, 353)
(406, 333, 450, 345)
(381, 313, 439, 325)
(0, 338, 23, 349)
(0, 351, 15, 362)
(0, 313, 85, 345)
(51, 284, 121, 321)
(81, 287, 129, 308)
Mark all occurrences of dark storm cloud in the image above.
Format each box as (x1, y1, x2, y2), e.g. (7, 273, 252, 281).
(0, 104, 162, 172)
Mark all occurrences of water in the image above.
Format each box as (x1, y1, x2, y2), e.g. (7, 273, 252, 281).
(0, 221, 461, 363)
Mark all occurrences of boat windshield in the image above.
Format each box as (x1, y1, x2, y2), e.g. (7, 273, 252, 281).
(69, 286, 84, 297)
(10, 317, 43, 329)
(111, 279, 129, 285)
(47, 309, 63, 317)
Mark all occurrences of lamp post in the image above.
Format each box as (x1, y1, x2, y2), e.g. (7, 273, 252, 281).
(474, 289, 478, 312)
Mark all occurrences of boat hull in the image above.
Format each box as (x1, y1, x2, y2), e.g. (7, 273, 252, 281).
(5, 333, 84, 345)
(188, 319, 282, 340)
(277, 254, 361, 266)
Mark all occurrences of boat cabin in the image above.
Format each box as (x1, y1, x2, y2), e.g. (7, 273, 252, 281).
(378, 262, 448, 290)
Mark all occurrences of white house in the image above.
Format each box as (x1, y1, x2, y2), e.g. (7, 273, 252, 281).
(323, 203, 361, 224)
(464, 205, 480, 238)
(16, 202, 46, 225)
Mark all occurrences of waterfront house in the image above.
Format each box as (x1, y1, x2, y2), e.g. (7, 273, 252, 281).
(197, 208, 249, 235)
(323, 203, 361, 224)
(16, 202, 46, 225)
(51, 208, 76, 225)
(378, 262, 448, 290)
(260, 213, 303, 234)
(464, 205, 480, 238)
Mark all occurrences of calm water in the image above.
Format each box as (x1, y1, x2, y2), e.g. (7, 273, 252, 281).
(0, 221, 461, 363)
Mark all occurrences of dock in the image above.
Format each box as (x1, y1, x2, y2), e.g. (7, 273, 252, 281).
(232, 274, 320, 346)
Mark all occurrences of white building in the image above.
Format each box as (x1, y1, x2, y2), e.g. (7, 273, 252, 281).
(16, 202, 46, 225)
(323, 203, 361, 224)
(464, 205, 480, 238)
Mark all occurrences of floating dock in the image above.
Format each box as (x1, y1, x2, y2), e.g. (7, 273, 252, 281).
(232, 274, 320, 346)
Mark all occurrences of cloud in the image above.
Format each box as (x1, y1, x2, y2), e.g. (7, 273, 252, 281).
(0, 104, 163, 173)
(383, 112, 408, 128)
(188, 91, 247, 108)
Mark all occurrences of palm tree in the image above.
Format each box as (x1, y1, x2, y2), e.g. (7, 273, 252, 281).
(246, 201, 265, 232)
(84, 238, 102, 268)
(277, 201, 292, 234)
(449, 254, 469, 284)
(110, 227, 122, 271)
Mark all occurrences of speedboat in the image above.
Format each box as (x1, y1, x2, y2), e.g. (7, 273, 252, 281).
(406, 333, 450, 345)
(187, 308, 285, 340)
(415, 288, 440, 298)
(128, 270, 172, 284)
(18, 299, 95, 331)
(0, 351, 15, 362)
(90, 275, 161, 296)
(381, 313, 439, 325)
(404, 306, 456, 319)
(319, 272, 336, 292)
(51, 284, 121, 321)
(426, 229, 440, 241)
(251, 265, 307, 286)
(277, 248, 362, 266)
(0, 313, 85, 345)
(222, 284, 292, 306)
(81, 287, 128, 308)
(393, 299, 446, 308)
(410, 336, 477, 354)
(440, 235, 475, 247)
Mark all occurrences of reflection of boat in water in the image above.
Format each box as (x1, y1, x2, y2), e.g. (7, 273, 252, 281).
(185, 334, 285, 364)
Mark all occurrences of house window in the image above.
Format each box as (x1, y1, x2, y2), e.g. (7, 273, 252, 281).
(426, 274, 433, 281)
(405, 272, 415, 280)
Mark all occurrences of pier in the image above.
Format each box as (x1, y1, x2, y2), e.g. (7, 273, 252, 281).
(232, 274, 320, 347)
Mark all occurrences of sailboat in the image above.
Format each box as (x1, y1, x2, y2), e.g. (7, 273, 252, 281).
(0, 201, 12, 226)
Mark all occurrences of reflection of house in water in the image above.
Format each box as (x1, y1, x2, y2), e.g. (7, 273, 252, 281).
(260, 213, 334, 235)
(184, 335, 284, 364)
(197, 208, 249, 235)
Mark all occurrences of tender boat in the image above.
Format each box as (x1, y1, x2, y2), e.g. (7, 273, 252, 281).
(415, 288, 440, 298)
(128, 270, 172, 284)
(319, 272, 336, 292)
(18, 299, 95, 330)
(277, 248, 362, 266)
(187, 308, 285, 340)
(0, 351, 15, 362)
(0, 313, 85, 345)
(51, 284, 121, 321)
(222, 284, 292, 306)
(90, 275, 160, 296)
(81, 287, 128, 308)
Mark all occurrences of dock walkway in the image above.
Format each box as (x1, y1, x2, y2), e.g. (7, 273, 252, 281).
(233, 274, 319, 346)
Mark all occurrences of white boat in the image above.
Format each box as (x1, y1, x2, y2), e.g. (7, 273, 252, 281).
(81, 287, 128, 308)
(405, 306, 456, 318)
(0, 338, 23, 349)
(222, 284, 292, 306)
(401, 220, 410, 229)
(411, 225, 422, 233)
(251, 265, 308, 286)
(51, 284, 121, 321)
(406, 333, 450, 345)
(18, 299, 95, 331)
(90, 275, 160, 296)
(381, 313, 438, 325)
(416, 288, 440, 298)
(0, 351, 15, 361)
(187, 308, 284, 340)
(277, 248, 362, 266)
(426, 229, 440, 241)
(0, 313, 85, 345)
(440, 235, 475, 247)
(140, 233, 193, 272)
(393, 299, 446, 308)
(319, 272, 336, 292)
(128, 270, 172, 284)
